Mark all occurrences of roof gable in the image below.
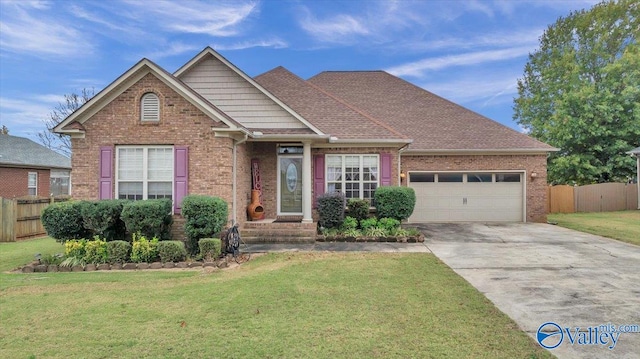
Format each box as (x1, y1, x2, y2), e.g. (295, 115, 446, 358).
(175, 47, 324, 135)
(0, 134, 71, 169)
(54, 58, 247, 136)
(309, 71, 556, 152)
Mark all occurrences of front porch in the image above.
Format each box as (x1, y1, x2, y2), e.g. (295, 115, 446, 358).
(241, 219, 317, 244)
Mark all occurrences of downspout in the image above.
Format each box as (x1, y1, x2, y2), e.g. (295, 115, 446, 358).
(232, 134, 249, 224)
(397, 144, 409, 186)
(637, 155, 639, 209)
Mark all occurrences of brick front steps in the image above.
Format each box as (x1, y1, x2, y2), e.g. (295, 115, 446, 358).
(241, 220, 317, 244)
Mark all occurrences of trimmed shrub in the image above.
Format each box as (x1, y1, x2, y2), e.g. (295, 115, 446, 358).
(64, 239, 86, 258)
(341, 216, 358, 231)
(130, 234, 159, 263)
(41, 201, 90, 242)
(360, 217, 378, 231)
(377, 217, 401, 232)
(106, 240, 131, 264)
(346, 198, 370, 223)
(374, 186, 416, 221)
(81, 200, 128, 241)
(121, 199, 173, 240)
(199, 238, 222, 261)
(157, 241, 187, 263)
(317, 192, 345, 229)
(182, 195, 228, 255)
(84, 238, 108, 264)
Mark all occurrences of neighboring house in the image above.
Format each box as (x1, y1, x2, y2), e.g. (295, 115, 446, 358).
(627, 146, 640, 209)
(0, 134, 71, 198)
(53, 47, 556, 237)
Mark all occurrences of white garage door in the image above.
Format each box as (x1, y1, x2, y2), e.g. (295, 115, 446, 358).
(408, 172, 524, 222)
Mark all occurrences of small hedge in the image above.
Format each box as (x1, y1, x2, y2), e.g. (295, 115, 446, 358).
(182, 195, 228, 255)
(130, 234, 159, 263)
(346, 198, 370, 223)
(84, 238, 108, 264)
(41, 201, 90, 242)
(199, 238, 222, 261)
(317, 192, 345, 229)
(157, 241, 187, 263)
(121, 199, 173, 240)
(374, 186, 416, 221)
(106, 240, 131, 264)
(80, 200, 128, 241)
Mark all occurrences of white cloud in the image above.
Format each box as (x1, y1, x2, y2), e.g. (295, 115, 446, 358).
(0, 97, 54, 136)
(386, 46, 532, 77)
(297, 7, 371, 44)
(0, 2, 93, 57)
(212, 38, 288, 51)
(421, 76, 519, 106)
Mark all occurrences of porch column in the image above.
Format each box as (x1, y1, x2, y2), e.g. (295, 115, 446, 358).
(302, 141, 313, 223)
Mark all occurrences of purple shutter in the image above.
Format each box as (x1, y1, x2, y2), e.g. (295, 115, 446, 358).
(313, 154, 325, 207)
(174, 146, 188, 214)
(380, 153, 392, 186)
(99, 146, 113, 199)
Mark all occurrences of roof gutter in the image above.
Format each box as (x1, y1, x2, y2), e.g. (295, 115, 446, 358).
(402, 148, 559, 155)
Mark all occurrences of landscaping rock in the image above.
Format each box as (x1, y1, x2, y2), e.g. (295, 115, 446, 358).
(163, 262, 176, 269)
(137, 263, 150, 270)
(187, 262, 202, 268)
(218, 261, 228, 268)
(85, 264, 97, 271)
(97, 264, 110, 271)
(34, 264, 48, 273)
(149, 262, 163, 269)
(59, 266, 71, 272)
(111, 263, 123, 270)
(47, 265, 59, 272)
(203, 262, 217, 268)
(72, 265, 84, 272)
(176, 262, 188, 269)
(122, 263, 137, 270)
(22, 265, 34, 273)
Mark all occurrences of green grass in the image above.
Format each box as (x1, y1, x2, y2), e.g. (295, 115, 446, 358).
(0, 238, 552, 359)
(549, 210, 640, 246)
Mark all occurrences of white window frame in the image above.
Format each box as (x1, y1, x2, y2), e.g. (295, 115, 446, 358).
(27, 172, 38, 196)
(50, 169, 71, 196)
(325, 154, 379, 204)
(115, 146, 173, 201)
(140, 93, 160, 122)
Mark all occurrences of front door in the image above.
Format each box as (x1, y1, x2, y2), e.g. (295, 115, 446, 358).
(278, 156, 303, 215)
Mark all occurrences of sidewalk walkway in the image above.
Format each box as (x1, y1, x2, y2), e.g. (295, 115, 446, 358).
(243, 242, 431, 253)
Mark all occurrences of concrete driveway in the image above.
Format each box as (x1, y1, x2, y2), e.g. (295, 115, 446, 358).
(419, 223, 640, 359)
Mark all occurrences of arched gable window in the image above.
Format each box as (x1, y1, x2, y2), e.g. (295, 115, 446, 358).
(140, 93, 160, 122)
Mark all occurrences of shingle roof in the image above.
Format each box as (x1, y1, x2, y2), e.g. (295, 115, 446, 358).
(254, 67, 409, 142)
(308, 71, 555, 151)
(0, 134, 71, 169)
(627, 146, 640, 155)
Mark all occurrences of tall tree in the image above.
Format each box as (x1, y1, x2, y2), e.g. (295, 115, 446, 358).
(1, 125, 8, 134)
(514, 0, 639, 185)
(39, 88, 94, 157)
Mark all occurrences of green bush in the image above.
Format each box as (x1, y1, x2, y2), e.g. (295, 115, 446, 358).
(64, 239, 86, 258)
(81, 200, 128, 241)
(130, 233, 159, 263)
(84, 238, 108, 264)
(121, 199, 173, 240)
(157, 241, 187, 263)
(199, 238, 222, 261)
(341, 216, 358, 231)
(317, 192, 345, 229)
(377, 217, 401, 232)
(40, 253, 64, 265)
(360, 217, 378, 231)
(182, 195, 228, 255)
(346, 198, 370, 223)
(41, 201, 90, 242)
(106, 240, 131, 264)
(374, 187, 416, 221)
(364, 227, 387, 237)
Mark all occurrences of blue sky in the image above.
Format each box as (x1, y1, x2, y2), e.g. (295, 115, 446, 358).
(0, 0, 600, 143)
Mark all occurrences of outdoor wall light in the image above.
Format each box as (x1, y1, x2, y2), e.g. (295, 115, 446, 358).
(400, 171, 406, 182)
(530, 172, 538, 179)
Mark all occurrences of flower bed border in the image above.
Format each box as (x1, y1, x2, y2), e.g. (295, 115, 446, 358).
(316, 234, 424, 243)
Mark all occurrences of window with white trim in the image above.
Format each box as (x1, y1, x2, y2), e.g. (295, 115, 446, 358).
(27, 172, 38, 196)
(141, 93, 160, 122)
(116, 146, 173, 200)
(50, 169, 71, 196)
(326, 154, 379, 204)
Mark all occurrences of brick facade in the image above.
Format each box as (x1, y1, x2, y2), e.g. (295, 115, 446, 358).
(401, 154, 548, 222)
(71, 73, 236, 215)
(0, 167, 50, 198)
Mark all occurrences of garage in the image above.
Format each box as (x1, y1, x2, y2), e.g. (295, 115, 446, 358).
(408, 172, 525, 222)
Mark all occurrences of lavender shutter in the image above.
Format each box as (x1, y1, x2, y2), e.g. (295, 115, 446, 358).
(174, 146, 189, 214)
(99, 146, 113, 199)
(380, 153, 392, 186)
(313, 154, 325, 207)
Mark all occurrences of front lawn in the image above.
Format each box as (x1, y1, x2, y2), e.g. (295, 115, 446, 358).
(0, 238, 552, 359)
(548, 210, 640, 246)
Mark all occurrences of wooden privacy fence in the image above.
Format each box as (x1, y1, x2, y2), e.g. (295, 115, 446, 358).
(0, 196, 69, 242)
(547, 183, 638, 213)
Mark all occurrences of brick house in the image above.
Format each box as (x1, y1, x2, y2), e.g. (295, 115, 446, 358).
(54, 47, 556, 240)
(0, 134, 71, 198)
